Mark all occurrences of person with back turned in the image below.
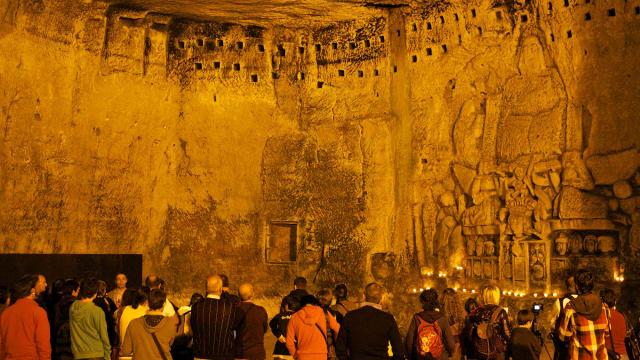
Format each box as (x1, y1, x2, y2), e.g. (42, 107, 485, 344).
(190, 275, 244, 360)
(508, 309, 541, 360)
(335, 282, 404, 360)
(237, 283, 268, 360)
(556, 269, 610, 360)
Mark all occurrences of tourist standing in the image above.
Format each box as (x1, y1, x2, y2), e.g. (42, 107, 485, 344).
(286, 295, 340, 360)
(220, 274, 241, 304)
(405, 288, 455, 360)
(237, 283, 268, 360)
(335, 282, 404, 360)
(462, 285, 510, 360)
(600, 288, 628, 360)
(70, 278, 111, 360)
(508, 310, 541, 360)
(145, 275, 176, 317)
(190, 275, 244, 360)
(270, 296, 298, 359)
(330, 284, 357, 320)
(0, 274, 50, 359)
(556, 269, 609, 360)
(120, 289, 178, 359)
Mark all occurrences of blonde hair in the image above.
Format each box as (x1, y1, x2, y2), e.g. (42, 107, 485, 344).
(482, 285, 501, 305)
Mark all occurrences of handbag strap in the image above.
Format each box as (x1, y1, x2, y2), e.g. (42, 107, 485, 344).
(606, 306, 618, 357)
(151, 332, 169, 360)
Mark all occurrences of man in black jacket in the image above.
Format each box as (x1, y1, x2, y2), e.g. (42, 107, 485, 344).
(191, 275, 244, 360)
(335, 282, 404, 360)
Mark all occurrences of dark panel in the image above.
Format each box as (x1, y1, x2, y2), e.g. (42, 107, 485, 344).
(0, 254, 143, 289)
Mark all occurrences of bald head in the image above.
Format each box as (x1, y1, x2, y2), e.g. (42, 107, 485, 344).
(239, 283, 254, 301)
(364, 282, 383, 304)
(206, 275, 223, 295)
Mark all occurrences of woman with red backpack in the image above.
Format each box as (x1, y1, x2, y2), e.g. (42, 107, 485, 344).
(405, 289, 456, 360)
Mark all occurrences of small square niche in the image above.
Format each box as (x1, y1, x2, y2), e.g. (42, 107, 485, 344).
(608, 8, 616, 17)
(233, 63, 241, 71)
(251, 74, 258, 82)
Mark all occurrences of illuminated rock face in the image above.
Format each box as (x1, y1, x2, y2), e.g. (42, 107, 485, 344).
(1, 0, 640, 301)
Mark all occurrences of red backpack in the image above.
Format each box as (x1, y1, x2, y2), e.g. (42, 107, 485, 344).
(415, 315, 444, 359)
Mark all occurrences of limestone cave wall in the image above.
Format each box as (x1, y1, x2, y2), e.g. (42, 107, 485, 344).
(1, 0, 640, 310)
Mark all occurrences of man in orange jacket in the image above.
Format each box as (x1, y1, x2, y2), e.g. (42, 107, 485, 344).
(286, 295, 340, 360)
(0, 274, 50, 360)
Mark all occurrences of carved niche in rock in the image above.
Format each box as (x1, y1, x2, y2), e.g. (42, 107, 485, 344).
(453, 100, 486, 168)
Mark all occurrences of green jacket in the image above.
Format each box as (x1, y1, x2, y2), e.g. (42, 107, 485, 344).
(69, 300, 111, 360)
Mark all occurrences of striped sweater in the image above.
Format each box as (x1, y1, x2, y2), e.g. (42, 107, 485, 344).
(191, 296, 244, 360)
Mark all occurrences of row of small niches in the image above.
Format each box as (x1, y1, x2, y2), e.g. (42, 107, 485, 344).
(193, 65, 385, 84)
(177, 36, 387, 55)
(549, 7, 640, 41)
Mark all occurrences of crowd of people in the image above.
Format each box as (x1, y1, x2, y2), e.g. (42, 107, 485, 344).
(0, 269, 639, 360)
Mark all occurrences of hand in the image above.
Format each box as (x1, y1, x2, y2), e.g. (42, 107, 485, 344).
(278, 335, 286, 343)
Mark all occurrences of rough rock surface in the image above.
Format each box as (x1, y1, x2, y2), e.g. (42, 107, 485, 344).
(2, 0, 640, 319)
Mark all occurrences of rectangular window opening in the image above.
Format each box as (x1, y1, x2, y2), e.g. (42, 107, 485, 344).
(217, 39, 224, 47)
(233, 63, 241, 71)
(427, 22, 432, 30)
(585, 12, 592, 21)
(299, 46, 305, 54)
(496, 11, 502, 20)
(315, 44, 322, 51)
(567, 30, 573, 38)
(251, 74, 258, 82)
(197, 39, 204, 46)
(364, 39, 371, 48)
(393, 65, 398, 73)
(266, 221, 297, 263)
(411, 55, 418, 62)
(521, 14, 528, 22)
(471, 9, 477, 17)
(454, 13, 459, 21)
(379, 35, 385, 43)
(317, 81, 324, 88)
(427, 48, 433, 56)
(440, 16, 445, 24)
(564, 0, 569, 7)
(272, 72, 279, 79)
(258, 44, 265, 52)
(608, 8, 616, 17)
(195, 62, 203, 70)
(332, 42, 338, 49)
(278, 45, 286, 57)
(349, 42, 357, 49)
(358, 70, 364, 77)
(442, 44, 448, 53)
(396, 29, 401, 37)
(178, 40, 185, 49)
(374, 69, 379, 76)
(213, 61, 221, 69)
(412, 23, 418, 31)
(236, 41, 244, 49)
(338, 69, 345, 77)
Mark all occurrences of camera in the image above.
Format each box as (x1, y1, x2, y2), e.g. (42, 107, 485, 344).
(532, 303, 544, 314)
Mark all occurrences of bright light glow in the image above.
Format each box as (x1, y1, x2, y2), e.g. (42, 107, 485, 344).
(471, 289, 476, 294)
(533, 293, 538, 297)
(412, 288, 417, 293)
(544, 293, 549, 297)
(553, 292, 558, 297)
(462, 288, 467, 293)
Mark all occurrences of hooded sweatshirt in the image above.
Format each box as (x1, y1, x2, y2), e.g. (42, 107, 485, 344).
(69, 300, 111, 360)
(286, 305, 340, 360)
(557, 293, 610, 360)
(120, 315, 178, 360)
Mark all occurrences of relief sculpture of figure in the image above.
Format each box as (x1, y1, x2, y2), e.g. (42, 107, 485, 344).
(462, 172, 502, 227)
(433, 191, 464, 270)
(503, 161, 538, 256)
